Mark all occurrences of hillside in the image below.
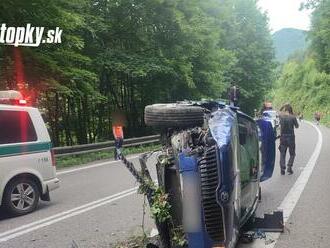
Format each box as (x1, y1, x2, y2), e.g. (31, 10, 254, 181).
(272, 28, 308, 62)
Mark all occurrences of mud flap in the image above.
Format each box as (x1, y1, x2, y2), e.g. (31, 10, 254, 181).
(257, 119, 276, 182)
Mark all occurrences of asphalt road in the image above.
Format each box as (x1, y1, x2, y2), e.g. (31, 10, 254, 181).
(0, 121, 327, 248)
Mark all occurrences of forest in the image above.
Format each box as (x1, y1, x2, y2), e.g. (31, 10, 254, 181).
(0, 0, 275, 146)
(272, 0, 330, 125)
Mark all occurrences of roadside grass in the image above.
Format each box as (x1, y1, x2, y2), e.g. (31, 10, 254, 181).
(302, 113, 330, 128)
(56, 143, 161, 169)
(321, 114, 330, 127)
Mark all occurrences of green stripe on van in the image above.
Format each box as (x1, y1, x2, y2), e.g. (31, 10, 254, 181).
(0, 142, 52, 157)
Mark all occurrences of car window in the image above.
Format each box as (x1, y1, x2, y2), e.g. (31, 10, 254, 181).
(238, 116, 259, 186)
(0, 110, 37, 144)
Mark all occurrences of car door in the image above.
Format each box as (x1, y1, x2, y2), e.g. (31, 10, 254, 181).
(256, 118, 276, 181)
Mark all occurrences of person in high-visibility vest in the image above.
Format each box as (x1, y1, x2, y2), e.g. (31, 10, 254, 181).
(112, 125, 124, 160)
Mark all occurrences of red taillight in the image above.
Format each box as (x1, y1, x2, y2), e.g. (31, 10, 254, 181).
(51, 149, 56, 167)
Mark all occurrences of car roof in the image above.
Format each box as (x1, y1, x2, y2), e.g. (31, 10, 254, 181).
(0, 104, 37, 112)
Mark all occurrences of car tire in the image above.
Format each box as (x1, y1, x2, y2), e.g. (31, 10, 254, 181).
(144, 103, 205, 128)
(3, 178, 40, 216)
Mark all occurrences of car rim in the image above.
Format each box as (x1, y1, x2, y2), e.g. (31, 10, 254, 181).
(10, 183, 35, 211)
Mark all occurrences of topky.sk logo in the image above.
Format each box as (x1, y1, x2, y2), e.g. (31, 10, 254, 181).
(0, 24, 63, 47)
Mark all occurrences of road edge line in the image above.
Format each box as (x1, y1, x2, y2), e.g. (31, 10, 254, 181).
(0, 187, 138, 240)
(262, 121, 323, 248)
(0, 190, 138, 242)
(57, 155, 140, 175)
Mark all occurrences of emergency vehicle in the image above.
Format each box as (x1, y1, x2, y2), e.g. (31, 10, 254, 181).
(0, 91, 59, 216)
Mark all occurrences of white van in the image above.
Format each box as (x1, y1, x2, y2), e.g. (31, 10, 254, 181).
(0, 91, 59, 216)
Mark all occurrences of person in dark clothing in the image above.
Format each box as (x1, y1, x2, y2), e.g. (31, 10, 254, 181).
(228, 84, 240, 107)
(278, 104, 299, 175)
(314, 111, 321, 125)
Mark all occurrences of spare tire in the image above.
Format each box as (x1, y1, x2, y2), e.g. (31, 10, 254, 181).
(144, 103, 205, 128)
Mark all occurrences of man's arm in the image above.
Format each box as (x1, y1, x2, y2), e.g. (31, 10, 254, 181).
(293, 117, 299, 128)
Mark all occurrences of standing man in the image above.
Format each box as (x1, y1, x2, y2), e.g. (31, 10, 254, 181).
(279, 104, 299, 175)
(228, 84, 240, 107)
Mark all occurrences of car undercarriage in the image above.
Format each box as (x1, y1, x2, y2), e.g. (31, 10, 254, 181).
(120, 100, 277, 248)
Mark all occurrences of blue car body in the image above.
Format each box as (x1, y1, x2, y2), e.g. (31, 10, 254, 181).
(177, 106, 275, 248)
(143, 101, 276, 248)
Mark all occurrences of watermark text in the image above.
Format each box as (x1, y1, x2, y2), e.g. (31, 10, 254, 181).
(0, 24, 62, 47)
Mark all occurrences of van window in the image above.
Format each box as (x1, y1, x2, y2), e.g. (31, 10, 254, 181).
(0, 110, 37, 144)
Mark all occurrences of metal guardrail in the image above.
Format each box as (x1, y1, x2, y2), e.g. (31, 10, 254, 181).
(53, 135, 161, 158)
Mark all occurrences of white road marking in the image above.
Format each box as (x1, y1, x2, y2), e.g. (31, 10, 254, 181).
(251, 121, 323, 248)
(279, 122, 322, 222)
(0, 187, 138, 242)
(1, 123, 322, 245)
(57, 155, 140, 175)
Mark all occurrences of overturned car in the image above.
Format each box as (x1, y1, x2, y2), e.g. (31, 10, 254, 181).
(123, 101, 276, 248)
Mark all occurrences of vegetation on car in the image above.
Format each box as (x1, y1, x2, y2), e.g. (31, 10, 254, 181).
(134, 151, 187, 247)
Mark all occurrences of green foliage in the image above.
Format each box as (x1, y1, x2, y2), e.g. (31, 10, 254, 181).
(272, 55, 330, 125)
(219, 0, 276, 114)
(0, 0, 275, 144)
(172, 227, 187, 246)
(150, 188, 171, 223)
(138, 178, 156, 195)
(273, 0, 330, 126)
(309, 0, 330, 73)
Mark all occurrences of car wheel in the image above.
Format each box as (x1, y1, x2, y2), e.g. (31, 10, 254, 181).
(144, 103, 205, 128)
(3, 178, 40, 216)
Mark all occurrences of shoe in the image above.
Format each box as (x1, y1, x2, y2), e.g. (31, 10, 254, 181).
(281, 170, 285, 175)
(287, 168, 293, 175)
